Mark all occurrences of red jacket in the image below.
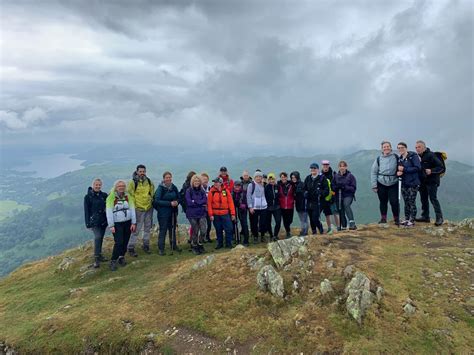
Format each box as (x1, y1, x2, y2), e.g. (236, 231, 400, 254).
(278, 181, 295, 209)
(219, 174, 234, 191)
(208, 186, 235, 217)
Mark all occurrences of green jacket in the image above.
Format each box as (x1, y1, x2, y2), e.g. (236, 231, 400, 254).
(128, 176, 155, 211)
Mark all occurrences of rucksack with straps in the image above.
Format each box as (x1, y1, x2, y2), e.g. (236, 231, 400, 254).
(134, 177, 153, 196)
(434, 151, 447, 177)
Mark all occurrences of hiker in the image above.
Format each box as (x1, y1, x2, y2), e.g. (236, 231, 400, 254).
(84, 178, 108, 268)
(415, 140, 445, 226)
(247, 171, 268, 243)
(219, 166, 235, 191)
(396, 143, 421, 227)
(370, 141, 400, 224)
(304, 163, 330, 235)
(231, 180, 250, 246)
(265, 173, 282, 241)
(291, 171, 308, 236)
(127, 164, 155, 256)
(278, 172, 295, 238)
(201, 172, 213, 243)
(153, 172, 181, 255)
(179, 171, 197, 214)
(321, 160, 340, 233)
(106, 180, 137, 271)
(208, 177, 235, 249)
(333, 161, 357, 230)
(185, 174, 207, 254)
(241, 170, 253, 242)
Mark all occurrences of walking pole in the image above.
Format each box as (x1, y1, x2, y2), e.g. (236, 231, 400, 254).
(398, 177, 402, 228)
(338, 189, 343, 231)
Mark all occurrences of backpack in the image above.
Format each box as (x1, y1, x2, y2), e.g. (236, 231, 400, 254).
(134, 177, 153, 196)
(434, 151, 447, 177)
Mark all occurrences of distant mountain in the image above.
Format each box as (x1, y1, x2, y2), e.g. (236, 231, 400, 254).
(0, 150, 473, 276)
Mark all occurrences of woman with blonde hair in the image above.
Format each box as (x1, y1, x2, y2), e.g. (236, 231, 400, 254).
(106, 180, 137, 271)
(185, 174, 208, 254)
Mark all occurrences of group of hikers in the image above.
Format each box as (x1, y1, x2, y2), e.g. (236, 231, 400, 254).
(84, 140, 445, 271)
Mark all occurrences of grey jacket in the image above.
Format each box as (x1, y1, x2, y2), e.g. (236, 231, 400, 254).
(370, 153, 398, 188)
(246, 182, 267, 209)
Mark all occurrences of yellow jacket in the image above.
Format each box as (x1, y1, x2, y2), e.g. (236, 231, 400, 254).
(128, 177, 155, 211)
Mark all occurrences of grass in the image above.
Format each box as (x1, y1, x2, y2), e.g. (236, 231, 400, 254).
(0, 224, 473, 353)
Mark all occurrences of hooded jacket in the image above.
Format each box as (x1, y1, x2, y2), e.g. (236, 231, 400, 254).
(277, 180, 295, 210)
(333, 170, 357, 199)
(291, 171, 306, 212)
(208, 186, 235, 217)
(398, 151, 421, 188)
(106, 190, 136, 227)
(370, 153, 399, 188)
(84, 187, 108, 228)
(246, 181, 267, 210)
(128, 172, 155, 211)
(153, 182, 179, 218)
(185, 186, 207, 219)
(265, 183, 280, 211)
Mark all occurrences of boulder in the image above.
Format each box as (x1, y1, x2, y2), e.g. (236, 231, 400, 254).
(345, 271, 373, 325)
(57, 257, 75, 271)
(343, 265, 355, 279)
(192, 255, 215, 270)
(246, 255, 266, 270)
(320, 279, 333, 296)
(267, 236, 308, 269)
(256, 265, 285, 298)
(457, 218, 474, 230)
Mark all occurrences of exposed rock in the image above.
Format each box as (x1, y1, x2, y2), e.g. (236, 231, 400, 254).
(246, 256, 265, 270)
(79, 269, 97, 280)
(457, 218, 474, 230)
(79, 264, 93, 272)
(57, 257, 75, 271)
(376, 286, 384, 302)
(232, 244, 246, 251)
(403, 303, 416, 315)
(326, 260, 335, 269)
(433, 272, 443, 278)
(345, 272, 373, 325)
(343, 265, 355, 279)
(423, 227, 446, 237)
(122, 320, 133, 332)
(320, 279, 333, 296)
(192, 255, 215, 270)
(267, 236, 308, 269)
(256, 265, 285, 298)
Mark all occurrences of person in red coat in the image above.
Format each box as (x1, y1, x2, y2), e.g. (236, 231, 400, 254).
(278, 172, 295, 238)
(219, 166, 235, 191)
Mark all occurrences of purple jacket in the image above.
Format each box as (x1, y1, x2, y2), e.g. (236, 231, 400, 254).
(185, 187, 207, 219)
(333, 170, 357, 199)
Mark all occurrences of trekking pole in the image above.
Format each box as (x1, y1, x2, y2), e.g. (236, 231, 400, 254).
(338, 189, 343, 231)
(236, 211, 241, 244)
(398, 177, 402, 228)
(171, 209, 177, 254)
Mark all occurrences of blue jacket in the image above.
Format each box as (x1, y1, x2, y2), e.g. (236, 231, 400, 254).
(153, 182, 179, 218)
(185, 187, 207, 219)
(398, 151, 421, 188)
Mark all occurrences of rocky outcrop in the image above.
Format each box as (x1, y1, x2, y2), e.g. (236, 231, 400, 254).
(267, 236, 308, 269)
(257, 265, 285, 298)
(345, 272, 374, 325)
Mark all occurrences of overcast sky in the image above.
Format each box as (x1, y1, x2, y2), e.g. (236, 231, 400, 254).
(1, 0, 473, 163)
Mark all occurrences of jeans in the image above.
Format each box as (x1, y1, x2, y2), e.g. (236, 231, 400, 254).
(236, 208, 250, 244)
(213, 214, 234, 247)
(377, 182, 399, 219)
(112, 220, 131, 261)
(128, 208, 153, 249)
(419, 183, 443, 219)
(281, 208, 294, 233)
(157, 214, 177, 252)
(402, 186, 418, 222)
(266, 208, 282, 238)
(91, 225, 106, 257)
(308, 204, 323, 234)
(336, 196, 355, 228)
(189, 217, 207, 246)
(297, 211, 308, 235)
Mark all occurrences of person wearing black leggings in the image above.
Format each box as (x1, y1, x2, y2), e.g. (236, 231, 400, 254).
(304, 163, 330, 235)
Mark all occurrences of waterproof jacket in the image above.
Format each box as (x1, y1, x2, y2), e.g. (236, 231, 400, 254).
(240, 176, 253, 193)
(106, 190, 136, 227)
(265, 183, 280, 211)
(84, 187, 108, 228)
(370, 153, 399, 188)
(277, 181, 294, 209)
(219, 174, 235, 191)
(153, 182, 179, 218)
(246, 181, 267, 210)
(208, 186, 235, 217)
(418, 148, 444, 186)
(291, 171, 306, 212)
(333, 171, 357, 199)
(185, 187, 207, 219)
(128, 173, 155, 211)
(303, 174, 330, 210)
(398, 151, 421, 188)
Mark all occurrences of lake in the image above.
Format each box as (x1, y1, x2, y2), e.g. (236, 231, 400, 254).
(14, 153, 85, 179)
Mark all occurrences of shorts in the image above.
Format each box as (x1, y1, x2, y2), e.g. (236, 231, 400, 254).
(322, 201, 337, 216)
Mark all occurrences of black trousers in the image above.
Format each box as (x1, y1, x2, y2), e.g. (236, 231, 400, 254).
(157, 214, 177, 252)
(112, 220, 131, 261)
(377, 182, 399, 218)
(237, 208, 250, 244)
(419, 183, 443, 219)
(266, 208, 282, 238)
(250, 209, 267, 237)
(308, 203, 323, 234)
(281, 208, 294, 233)
(205, 214, 212, 239)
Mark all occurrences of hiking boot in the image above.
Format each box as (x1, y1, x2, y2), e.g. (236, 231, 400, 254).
(327, 228, 333, 235)
(93, 256, 100, 269)
(128, 248, 138, 258)
(98, 254, 108, 262)
(158, 250, 166, 256)
(318, 228, 324, 235)
(434, 218, 444, 226)
(215, 244, 223, 250)
(378, 218, 387, 224)
(348, 221, 357, 230)
(117, 256, 127, 267)
(253, 236, 259, 244)
(110, 260, 118, 271)
(415, 217, 430, 223)
(394, 217, 400, 226)
(191, 246, 200, 255)
(405, 221, 415, 228)
(198, 244, 206, 254)
(143, 245, 151, 254)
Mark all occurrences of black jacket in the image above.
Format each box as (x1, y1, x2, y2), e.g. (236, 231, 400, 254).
(419, 148, 444, 186)
(291, 171, 306, 212)
(154, 183, 180, 218)
(303, 174, 330, 210)
(83, 187, 108, 228)
(264, 183, 280, 211)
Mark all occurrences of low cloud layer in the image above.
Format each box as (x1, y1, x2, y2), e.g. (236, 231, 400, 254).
(1, 0, 472, 163)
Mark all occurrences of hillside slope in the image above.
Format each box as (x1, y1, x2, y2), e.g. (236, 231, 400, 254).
(0, 222, 473, 353)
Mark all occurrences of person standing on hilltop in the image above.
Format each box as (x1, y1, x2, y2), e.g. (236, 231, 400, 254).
(396, 142, 421, 227)
(415, 140, 445, 226)
(304, 163, 330, 235)
(247, 171, 268, 243)
(240, 171, 253, 245)
(265, 173, 282, 241)
(291, 171, 308, 236)
(278, 172, 295, 238)
(219, 166, 235, 191)
(231, 180, 250, 246)
(185, 174, 207, 255)
(84, 178, 108, 268)
(208, 177, 235, 249)
(320, 160, 340, 233)
(200, 172, 213, 243)
(106, 180, 137, 271)
(127, 165, 155, 256)
(333, 161, 357, 230)
(370, 141, 400, 225)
